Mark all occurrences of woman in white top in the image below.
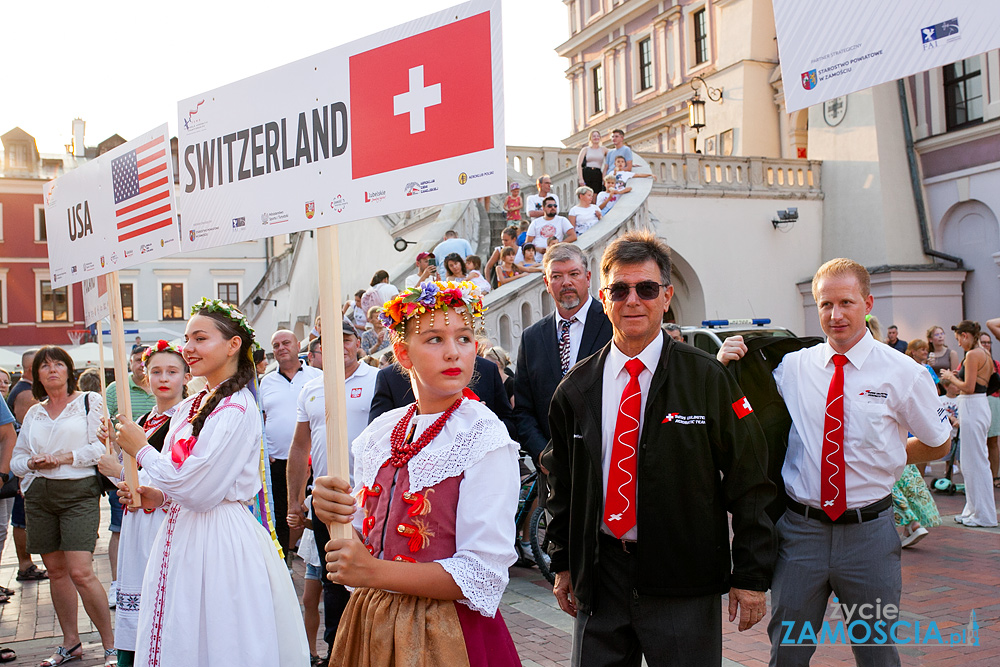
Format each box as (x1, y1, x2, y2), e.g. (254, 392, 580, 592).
(10, 345, 116, 666)
(568, 185, 603, 235)
(114, 299, 309, 666)
(577, 129, 608, 194)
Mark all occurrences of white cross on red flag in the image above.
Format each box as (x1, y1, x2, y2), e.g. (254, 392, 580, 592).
(732, 397, 754, 419)
(349, 11, 494, 179)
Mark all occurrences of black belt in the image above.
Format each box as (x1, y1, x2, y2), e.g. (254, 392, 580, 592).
(785, 495, 892, 524)
(598, 530, 638, 554)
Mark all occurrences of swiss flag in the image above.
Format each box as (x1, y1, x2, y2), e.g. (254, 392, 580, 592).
(732, 397, 753, 419)
(349, 11, 494, 179)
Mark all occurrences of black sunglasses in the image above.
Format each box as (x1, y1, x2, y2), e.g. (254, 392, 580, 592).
(602, 281, 667, 301)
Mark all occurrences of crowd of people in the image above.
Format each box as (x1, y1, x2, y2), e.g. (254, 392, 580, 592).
(0, 124, 995, 666)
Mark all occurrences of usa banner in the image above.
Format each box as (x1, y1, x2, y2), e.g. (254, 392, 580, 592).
(176, 0, 505, 252)
(775, 0, 1000, 112)
(43, 124, 181, 288)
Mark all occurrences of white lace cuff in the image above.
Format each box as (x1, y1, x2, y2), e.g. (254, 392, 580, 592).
(437, 550, 509, 617)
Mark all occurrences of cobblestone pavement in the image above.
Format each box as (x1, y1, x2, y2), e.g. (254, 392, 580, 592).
(1, 479, 996, 666)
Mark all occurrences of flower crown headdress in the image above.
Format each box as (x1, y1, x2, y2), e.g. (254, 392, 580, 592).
(379, 281, 485, 338)
(141, 340, 184, 368)
(190, 297, 261, 351)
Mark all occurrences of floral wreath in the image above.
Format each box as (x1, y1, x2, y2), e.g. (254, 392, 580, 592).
(190, 297, 261, 351)
(379, 281, 485, 337)
(141, 339, 184, 368)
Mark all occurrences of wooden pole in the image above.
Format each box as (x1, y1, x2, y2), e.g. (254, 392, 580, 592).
(316, 225, 353, 539)
(105, 272, 140, 507)
(96, 324, 111, 454)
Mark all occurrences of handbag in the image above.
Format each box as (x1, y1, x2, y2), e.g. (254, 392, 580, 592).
(0, 473, 18, 499)
(987, 371, 1000, 396)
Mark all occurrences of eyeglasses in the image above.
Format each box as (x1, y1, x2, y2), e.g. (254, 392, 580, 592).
(602, 281, 667, 301)
(544, 204, 557, 208)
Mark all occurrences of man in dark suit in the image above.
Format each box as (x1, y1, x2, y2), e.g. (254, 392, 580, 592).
(368, 355, 516, 437)
(546, 230, 776, 666)
(514, 242, 612, 463)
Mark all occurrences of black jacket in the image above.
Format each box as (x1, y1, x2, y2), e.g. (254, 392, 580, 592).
(725, 335, 823, 524)
(546, 334, 776, 612)
(513, 298, 612, 460)
(368, 356, 516, 438)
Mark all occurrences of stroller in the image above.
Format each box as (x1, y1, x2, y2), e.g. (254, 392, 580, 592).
(931, 430, 964, 495)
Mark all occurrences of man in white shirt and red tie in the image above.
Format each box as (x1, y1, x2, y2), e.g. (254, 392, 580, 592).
(546, 230, 776, 666)
(718, 258, 952, 666)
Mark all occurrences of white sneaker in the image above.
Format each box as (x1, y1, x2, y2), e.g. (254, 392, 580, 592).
(108, 581, 117, 608)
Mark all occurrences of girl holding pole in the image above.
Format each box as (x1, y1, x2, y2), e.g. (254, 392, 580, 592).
(314, 281, 522, 666)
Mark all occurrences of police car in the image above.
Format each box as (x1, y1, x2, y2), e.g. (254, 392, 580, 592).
(675, 319, 795, 356)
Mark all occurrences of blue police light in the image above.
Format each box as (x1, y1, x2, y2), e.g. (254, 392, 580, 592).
(701, 318, 771, 328)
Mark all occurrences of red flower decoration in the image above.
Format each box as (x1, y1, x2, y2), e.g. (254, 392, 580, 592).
(170, 436, 198, 468)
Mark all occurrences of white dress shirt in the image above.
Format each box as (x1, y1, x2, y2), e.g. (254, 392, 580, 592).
(295, 362, 377, 482)
(259, 361, 322, 460)
(774, 331, 951, 509)
(554, 295, 593, 369)
(600, 332, 664, 540)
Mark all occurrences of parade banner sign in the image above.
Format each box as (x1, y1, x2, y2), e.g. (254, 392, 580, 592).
(774, 1, 1000, 112)
(43, 124, 180, 288)
(81, 274, 110, 326)
(176, 0, 504, 252)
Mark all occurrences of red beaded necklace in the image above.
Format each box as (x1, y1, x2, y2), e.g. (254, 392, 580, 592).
(186, 388, 211, 423)
(388, 397, 464, 468)
(143, 413, 170, 434)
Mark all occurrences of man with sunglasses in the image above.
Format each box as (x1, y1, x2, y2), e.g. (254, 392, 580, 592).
(546, 230, 776, 666)
(526, 196, 577, 254)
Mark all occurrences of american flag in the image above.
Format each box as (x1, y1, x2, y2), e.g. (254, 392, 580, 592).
(112, 134, 173, 242)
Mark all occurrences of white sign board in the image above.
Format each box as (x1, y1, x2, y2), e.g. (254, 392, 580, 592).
(176, 0, 504, 252)
(774, 1, 1000, 112)
(43, 124, 180, 288)
(81, 274, 110, 326)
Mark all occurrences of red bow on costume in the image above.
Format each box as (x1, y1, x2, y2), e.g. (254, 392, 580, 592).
(171, 436, 198, 468)
(462, 387, 480, 401)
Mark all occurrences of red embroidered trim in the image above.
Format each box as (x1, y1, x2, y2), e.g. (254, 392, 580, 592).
(147, 503, 180, 666)
(402, 489, 433, 516)
(396, 519, 434, 553)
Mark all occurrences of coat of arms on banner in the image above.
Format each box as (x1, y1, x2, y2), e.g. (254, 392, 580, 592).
(801, 70, 818, 91)
(305, 201, 315, 219)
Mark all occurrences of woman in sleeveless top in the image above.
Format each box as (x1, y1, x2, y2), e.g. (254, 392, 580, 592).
(577, 130, 607, 194)
(940, 321, 997, 527)
(926, 325, 959, 373)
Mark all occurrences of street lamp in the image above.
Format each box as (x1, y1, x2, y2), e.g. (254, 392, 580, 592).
(393, 237, 417, 252)
(687, 75, 723, 132)
(253, 296, 278, 306)
(771, 208, 798, 231)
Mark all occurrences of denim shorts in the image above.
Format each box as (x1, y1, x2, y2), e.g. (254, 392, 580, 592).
(11, 493, 26, 529)
(107, 488, 123, 532)
(305, 563, 322, 581)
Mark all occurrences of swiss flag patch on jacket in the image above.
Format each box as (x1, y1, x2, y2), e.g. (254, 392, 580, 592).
(349, 11, 494, 178)
(732, 397, 754, 419)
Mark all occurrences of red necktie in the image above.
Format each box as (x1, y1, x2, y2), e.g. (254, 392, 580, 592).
(821, 354, 849, 520)
(605, 358, 644, 538)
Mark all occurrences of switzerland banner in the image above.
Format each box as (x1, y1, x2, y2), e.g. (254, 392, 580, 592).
(775, 0, 1000, 112)
(176, 0, 504, 252)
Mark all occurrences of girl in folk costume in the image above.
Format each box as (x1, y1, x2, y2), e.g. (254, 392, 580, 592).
(113, 299, 309, 666)
(314, 281, 522, 667)
(97, 342, 189, 667)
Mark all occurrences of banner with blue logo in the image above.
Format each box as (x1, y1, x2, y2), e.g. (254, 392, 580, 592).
(774, 0, 1000, 112)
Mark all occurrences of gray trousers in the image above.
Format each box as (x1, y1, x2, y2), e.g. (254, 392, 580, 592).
(573, 536, 722, 667)
(767, 507, 902, 667)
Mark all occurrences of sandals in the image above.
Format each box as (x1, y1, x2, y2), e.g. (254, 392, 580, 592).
(0, 647, 15, 664)
(993, 476, 1000, 488)
(38, 643, 82, 666)
(104, 648, 118, 666)
(17, 564, 48, 581)
(311, 655, 328, 667)
(0, 585, 14, 597)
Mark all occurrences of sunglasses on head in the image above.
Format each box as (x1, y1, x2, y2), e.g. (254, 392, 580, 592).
(602, 281, 667, 301)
